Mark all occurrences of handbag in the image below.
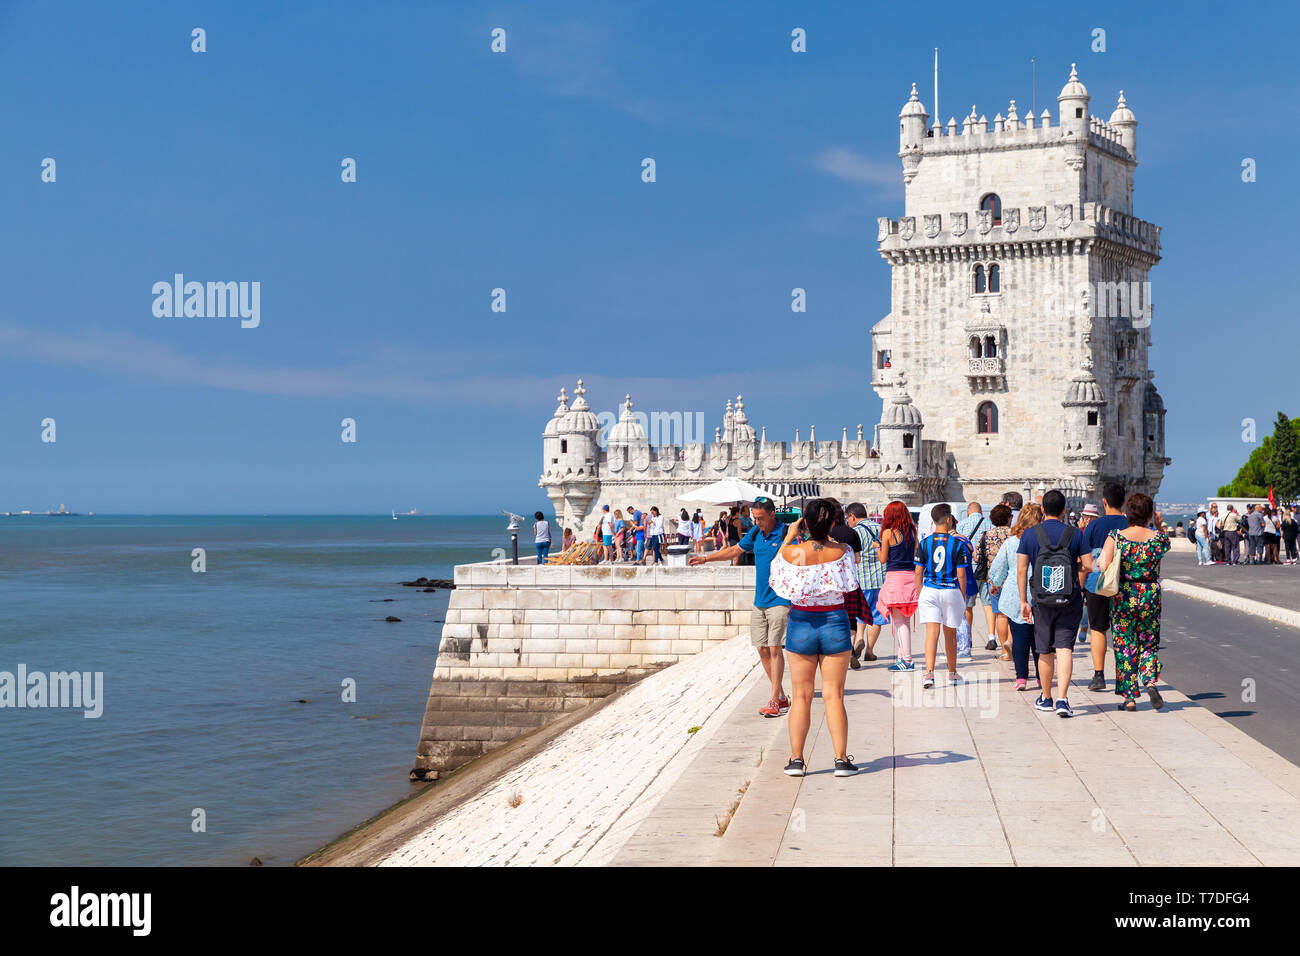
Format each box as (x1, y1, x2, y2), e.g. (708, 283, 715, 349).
(1095, 536, 1122, 597)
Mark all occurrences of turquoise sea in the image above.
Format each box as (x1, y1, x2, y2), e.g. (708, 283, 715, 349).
(0, 515, 508, 866)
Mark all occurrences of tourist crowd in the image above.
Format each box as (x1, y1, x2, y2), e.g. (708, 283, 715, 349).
(1188, 503, 1299, 567)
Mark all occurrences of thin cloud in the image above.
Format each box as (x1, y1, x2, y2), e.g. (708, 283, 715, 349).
(813, 148, 901, 188)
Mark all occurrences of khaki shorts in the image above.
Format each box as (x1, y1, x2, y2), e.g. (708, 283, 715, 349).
(750, 604, 789, 647)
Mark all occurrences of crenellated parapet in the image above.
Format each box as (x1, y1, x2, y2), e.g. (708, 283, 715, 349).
(877, 201, 1159, 264)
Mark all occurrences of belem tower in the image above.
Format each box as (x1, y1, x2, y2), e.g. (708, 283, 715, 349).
(539, 65, 1170, 535)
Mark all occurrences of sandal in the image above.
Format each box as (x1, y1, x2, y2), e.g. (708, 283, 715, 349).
(999, 651, 1012, 661)
(1118, 701, 1137, 712)
(1145, 686, 1164, 710)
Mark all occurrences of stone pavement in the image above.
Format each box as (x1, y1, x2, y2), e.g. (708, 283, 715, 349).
(613, 627, 1300, 867)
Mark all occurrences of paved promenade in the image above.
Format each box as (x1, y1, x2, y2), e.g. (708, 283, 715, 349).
(613, 629, 1300, 867)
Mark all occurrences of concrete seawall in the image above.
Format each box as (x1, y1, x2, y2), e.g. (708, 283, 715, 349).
(411, 559, 755, 778)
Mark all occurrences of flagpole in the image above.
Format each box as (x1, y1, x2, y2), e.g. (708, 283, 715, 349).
(934, 48, 939, 129)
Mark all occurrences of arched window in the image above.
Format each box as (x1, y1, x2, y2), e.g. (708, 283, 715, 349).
(988, 263, 1000, 292)
(984, 335, 997, 358)
(969, 336, 982, 358)
(974, 264, 986, 294)
(980, 193, 1002, 225)
(977, 401, 998, 434)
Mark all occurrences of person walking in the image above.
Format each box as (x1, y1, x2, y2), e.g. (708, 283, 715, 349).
(689, 496, 790, 718)
(975, 504, 1014, 656)
(1098, 493, 1170, 711)
(612, 509, 627, 561)
(677, 509, 693, 546)
(846, 502, 888, 665)
(876, 501, 919, 671)
(955, 502, 988, 655)
(990, 503, 1044, 690)
(691, 510, 706, 555)
(1081, 482, 1129, 692)
(533, 511, 553, 563)
(1017, 489, 1093, 718)
(915, 503, 971, 688)
(767, 499, 860, 777)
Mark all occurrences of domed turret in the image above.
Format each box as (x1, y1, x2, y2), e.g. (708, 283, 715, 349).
(560, 378, 600, 435)
(543, 387, 569, 438)
(899, 83, 928, 183)
(542, 386, 569, 477)
(1057, 64, 1090, 169)
(607, 394, 648, 448)
(1062, 349, 1106, 467)
(1108, 90, 1137, 157)
(876, 372, 923, 474)
(732, 395, 756, 443)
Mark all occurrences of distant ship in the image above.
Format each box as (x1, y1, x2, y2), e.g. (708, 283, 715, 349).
(392, 509, 397, 520)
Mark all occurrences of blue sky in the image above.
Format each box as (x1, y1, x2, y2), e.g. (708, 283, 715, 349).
(1, 0, 1295, 513)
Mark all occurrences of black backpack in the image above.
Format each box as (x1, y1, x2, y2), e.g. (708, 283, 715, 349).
(1030, 524, 1076, 609)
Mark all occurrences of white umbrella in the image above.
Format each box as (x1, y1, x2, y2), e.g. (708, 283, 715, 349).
(677, 476, 773, 506)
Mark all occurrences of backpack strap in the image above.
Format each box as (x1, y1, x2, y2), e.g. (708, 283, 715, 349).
(1034, 524, 1050, 550)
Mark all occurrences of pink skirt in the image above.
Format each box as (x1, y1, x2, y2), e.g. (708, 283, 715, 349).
(877, 569, 918, 619)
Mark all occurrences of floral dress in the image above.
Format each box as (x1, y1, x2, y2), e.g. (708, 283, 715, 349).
(1109, 528, 1170, 701)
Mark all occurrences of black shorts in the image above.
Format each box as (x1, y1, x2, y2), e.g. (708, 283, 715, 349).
(1033, 604, 1082, 655)
(1084, 591, 1112, 633)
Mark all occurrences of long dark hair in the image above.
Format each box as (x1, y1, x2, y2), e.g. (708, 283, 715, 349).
(802, 498, 836, 541)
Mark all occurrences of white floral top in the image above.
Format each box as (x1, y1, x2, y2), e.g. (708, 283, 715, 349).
(769, 548, 859, 606)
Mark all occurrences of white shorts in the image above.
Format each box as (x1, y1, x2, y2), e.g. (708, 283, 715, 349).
(917, 586, 965, 628)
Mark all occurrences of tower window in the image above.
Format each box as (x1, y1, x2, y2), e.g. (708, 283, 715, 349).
(969, 336, 982, 358)
(984, 335, 997, 358)
(877, 349, 891, 369)
(977, 401, 998, 434)
(560, 440, 568, 453)
(1087, 411, 1099, 426)
(1076, 108, 1083, 118)
(979, 193, 1002, 225)
(988, 263, 1000, 292)
(974, 264, 986, 294)
(903, 434, 915, 449)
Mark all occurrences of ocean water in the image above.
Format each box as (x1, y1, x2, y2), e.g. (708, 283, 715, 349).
(0, 515, 509, 866)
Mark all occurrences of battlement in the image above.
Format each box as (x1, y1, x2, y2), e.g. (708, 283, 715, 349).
(914, 107, 1132, 162)
(876, 201, 1160, 259)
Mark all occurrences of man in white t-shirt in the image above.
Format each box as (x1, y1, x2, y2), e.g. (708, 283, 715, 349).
(599, 505, 616, 562)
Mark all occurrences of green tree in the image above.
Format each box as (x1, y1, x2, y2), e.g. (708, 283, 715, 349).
(1268, 412, 1300, 501)
(1218, 413, 1300, 500)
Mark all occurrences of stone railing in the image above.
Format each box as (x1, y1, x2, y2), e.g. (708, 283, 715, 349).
(967, 356, 1004, 376)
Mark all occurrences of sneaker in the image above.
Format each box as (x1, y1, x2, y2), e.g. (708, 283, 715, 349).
(759, 699, 781, 718)
(1034, 694, 1054, 712)
(1088, 672, 1106, 692)
(949, 671, 962, 683)
(1014, 678, 1028, 691)
(887, 659, 915, 672)
(1056, 698, 1075, 718)
(777, 694, 790, 713)
(922, 672, 935, 689)
(984, 638, 998, 651)
(833, 755, 860, 777)
(783, 757, 806, 776)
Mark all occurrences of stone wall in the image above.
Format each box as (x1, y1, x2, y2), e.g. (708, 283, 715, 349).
(412, 559, 754, 778)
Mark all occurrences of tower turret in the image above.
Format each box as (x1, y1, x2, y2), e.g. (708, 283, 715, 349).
(1108, 90, 1137, 158)
(1062, 344, 1107, 475)
(558, 379, 600, 477)
(898, 83, 928, 184)
(542, 387, 569, 477)
(1057, 63, 1090, 170)
(877, 372, 923, 475)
